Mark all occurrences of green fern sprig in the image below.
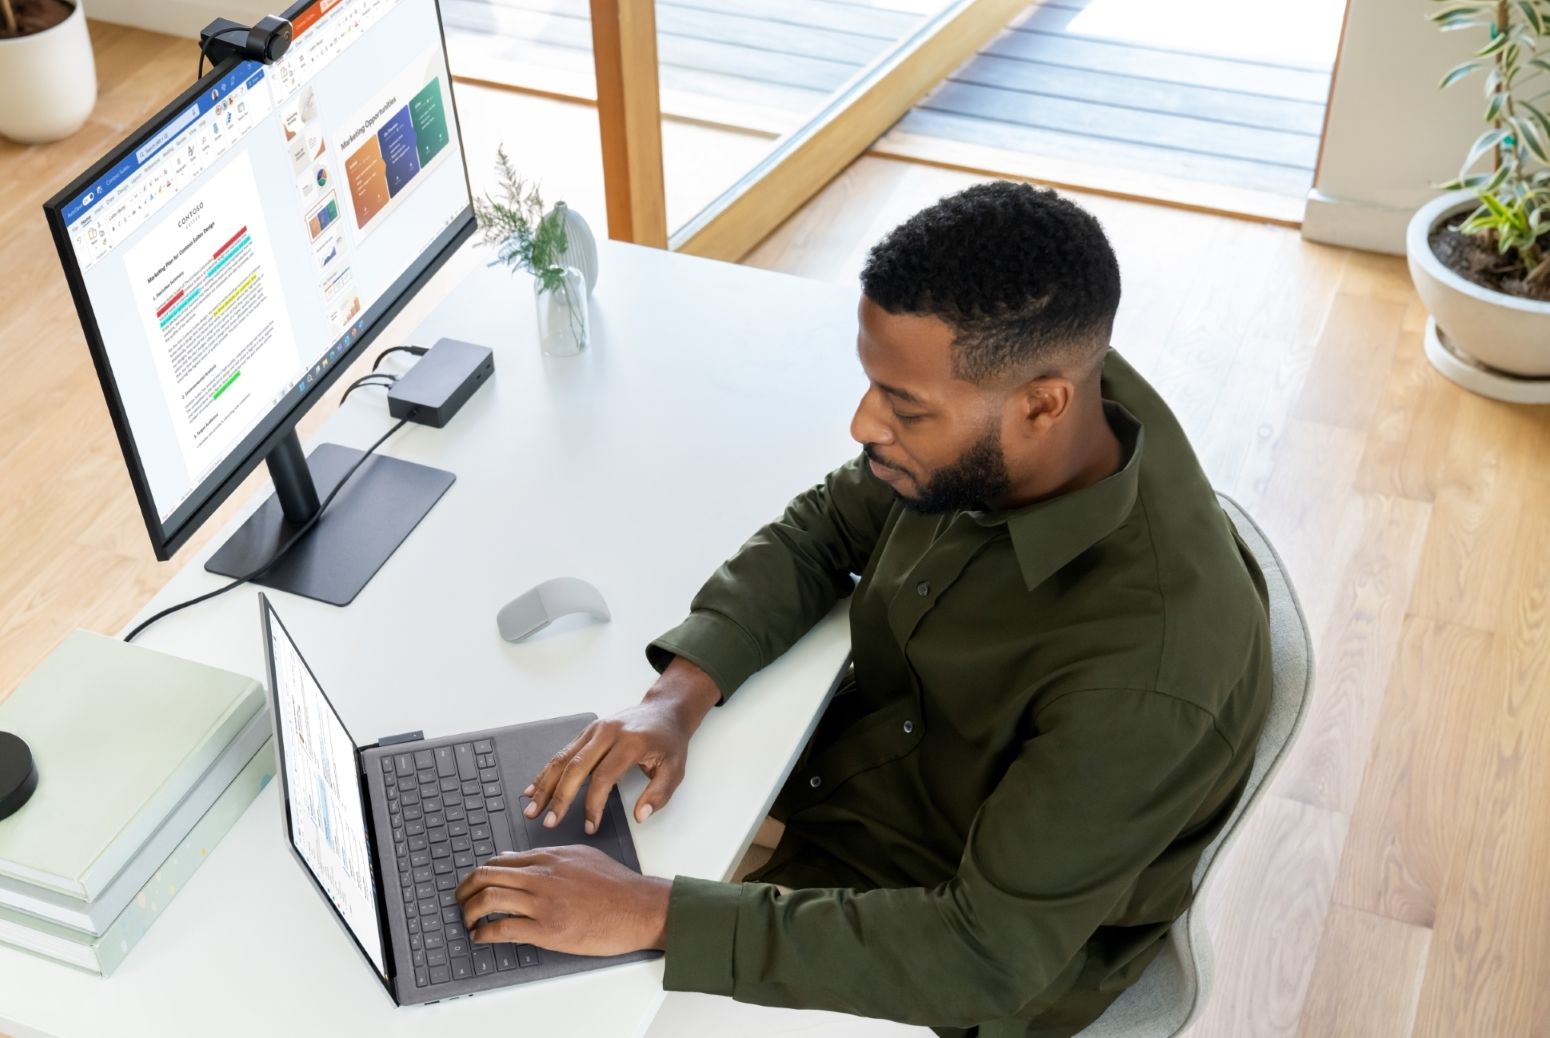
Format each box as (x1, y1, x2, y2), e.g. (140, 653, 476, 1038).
(472, 145, 571, 293)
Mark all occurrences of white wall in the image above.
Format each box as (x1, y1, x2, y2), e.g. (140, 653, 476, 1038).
(87, 0, 273, 39)
(1303, 0, 1484, 253)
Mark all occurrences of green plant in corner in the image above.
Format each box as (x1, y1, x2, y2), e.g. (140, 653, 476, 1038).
(472, 146, 572, 292)
(1433, 0, 1550, 286)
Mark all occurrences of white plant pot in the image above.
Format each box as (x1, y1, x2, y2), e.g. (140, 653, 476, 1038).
(0, 0, 97, 144)
(1406, 190, 1550, 397)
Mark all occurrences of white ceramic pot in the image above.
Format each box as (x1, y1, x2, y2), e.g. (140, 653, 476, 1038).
(1407, 189, 1550, 378)
(0, 1, 97, 144)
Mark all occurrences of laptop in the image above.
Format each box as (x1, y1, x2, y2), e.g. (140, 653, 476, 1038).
(259, 594, 658, 1006)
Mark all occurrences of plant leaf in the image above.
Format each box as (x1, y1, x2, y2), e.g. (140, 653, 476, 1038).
(1524, 0, 1548, 33)
(1442, 58, 1487, 88)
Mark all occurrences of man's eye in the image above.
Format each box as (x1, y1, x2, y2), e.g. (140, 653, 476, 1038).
(893, 412, 924, 424)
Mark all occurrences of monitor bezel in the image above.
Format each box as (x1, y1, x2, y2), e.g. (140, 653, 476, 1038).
(40, 0, 475, 561)
(259, 593, 399, 1001)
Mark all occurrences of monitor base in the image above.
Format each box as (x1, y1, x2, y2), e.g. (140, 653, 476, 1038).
(205, 442, 454, 606)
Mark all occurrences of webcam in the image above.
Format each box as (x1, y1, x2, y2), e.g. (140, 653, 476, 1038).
(199, 15, 293, 69)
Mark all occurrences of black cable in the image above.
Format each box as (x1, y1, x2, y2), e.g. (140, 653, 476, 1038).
(339, 374, 396, 406)
(372, 345, 429, 372)
(124, 416, 413, 643)
(196, 26, 249, 82)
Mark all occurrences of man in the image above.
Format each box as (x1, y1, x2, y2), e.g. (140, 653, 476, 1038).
(455, 181, 1272, 1037)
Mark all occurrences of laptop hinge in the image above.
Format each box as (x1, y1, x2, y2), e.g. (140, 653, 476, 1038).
(373, 730, 425, 748)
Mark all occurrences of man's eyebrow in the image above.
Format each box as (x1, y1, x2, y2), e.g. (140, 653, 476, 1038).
(876, 381, 924, 406)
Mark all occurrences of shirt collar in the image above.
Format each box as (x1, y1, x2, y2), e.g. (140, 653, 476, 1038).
(967, 401, 1145, 591)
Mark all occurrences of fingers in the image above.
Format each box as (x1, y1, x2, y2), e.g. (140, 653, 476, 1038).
(581, 746, 640, 835)
(460, 886, 540, 930)
(471, 915, 542, 946)
(455, 858, 546, 902)
(526, 725, 599, 817)
(633, 758, 685, 823)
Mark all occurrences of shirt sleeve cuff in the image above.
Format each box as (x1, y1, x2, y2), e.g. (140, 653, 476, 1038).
(663, 875, 742, 996)
(645, 611, 764, 703)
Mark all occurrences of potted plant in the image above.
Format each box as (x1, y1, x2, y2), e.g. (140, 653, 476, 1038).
(473, 147, 592, 357)
(1407, 0, 1550, 400)
(0, 0, 97, 144)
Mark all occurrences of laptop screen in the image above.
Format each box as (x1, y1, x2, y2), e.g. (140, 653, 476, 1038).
(265, 601, 386, 978)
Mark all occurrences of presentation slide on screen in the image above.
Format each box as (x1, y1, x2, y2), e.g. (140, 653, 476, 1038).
(282, 84, 362, 337)
(339, 50, 453, 236)
(124, 158, 302, 486)
(271, 621, 385, 976)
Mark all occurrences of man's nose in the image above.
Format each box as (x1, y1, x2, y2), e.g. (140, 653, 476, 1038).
(850, 390, 893, 447)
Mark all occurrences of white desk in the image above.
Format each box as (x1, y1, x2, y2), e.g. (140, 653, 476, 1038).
(0, 242, 866, 1037)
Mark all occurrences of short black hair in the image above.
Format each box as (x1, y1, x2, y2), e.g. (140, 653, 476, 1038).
(860, 181, 1121, 384)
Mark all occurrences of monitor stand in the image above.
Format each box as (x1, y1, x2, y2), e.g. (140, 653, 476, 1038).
(205, 430, 454, 606)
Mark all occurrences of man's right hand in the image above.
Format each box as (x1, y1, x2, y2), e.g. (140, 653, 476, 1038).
(523, 656, 722, 834)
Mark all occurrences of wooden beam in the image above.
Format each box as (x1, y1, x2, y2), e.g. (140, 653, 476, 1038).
(589, 0, 668, 247)
(670, 0, 1028, 261)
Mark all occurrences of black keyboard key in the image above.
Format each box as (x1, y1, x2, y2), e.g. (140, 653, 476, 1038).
(447, 937, 470, 958)
(474, 948, 496, 975)
(494, 945, 517, 971)
(411, 851, 431, 869)
(409, 834, 428, 852)
(473, 841, 494, 858)
(413, 866, 433, 884)
(451, 836, 472, 853)
(435, 859, 454, 875)
(448, 820, 469, 838)
(386, 785, 398, 800)
(382, 757, 395, 773)
(410, 933, 423, 951)
(475, 739, 494, 754)
(414, 750, 435, 771)
(426, 813, 446, 829)
(412, 948, 425, 967)
(464, 795, 483, 810)
(432, 843, 451, 859)
(389, 799, 401, 816)
(421, 912, 442, 931)
(517, 945, 540, 968)
(442, 775, 461, 792)
(454, 851, 475, 869)
(392, 826, 405, 844)
(405, 821, 425, 837)
(401, 789, 419, 806)
(403, 805, 422, 821)
(436, 873, 457, 891)
(468, 810, 488, 826)
(479, 768, 499, 784)
(438, 890, 457, 907)
(399, 870, 410, 889)
(451, 957, 473, 981)
(482, 782, 502, 798)
(407, 916, 420, 934)
(418, 898, 438, 916)
(491, 808, 515, 854)
(444, 804, 466, 821)
(430, 964, 450, 985)
(422, 795, 443, 813)
(424, 932, 445, 949)
(395, 753, 414, 777)
(443, 906, 463, 924)
(415, 967, 430, 987)
(421, 781, 440, 798)
(455, 744, 478, 780)
(427, 947, 448, 966)
(477, 753, 495, 769)
(415, 883, 435, 900)
(469, 824, 492, 842)
(429, 827, 450, 845)
(435, 746, 457, 777)
(404, 887, 416, 904)
(462, 779, 481, 796)
(488, 796, 506, 812)
(396, 841, 408, 858)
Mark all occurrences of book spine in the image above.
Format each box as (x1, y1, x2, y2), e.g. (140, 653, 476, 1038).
(0, 741, 276, 975)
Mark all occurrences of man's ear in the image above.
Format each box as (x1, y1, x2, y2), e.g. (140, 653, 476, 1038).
(1011, 377, 1075, 437)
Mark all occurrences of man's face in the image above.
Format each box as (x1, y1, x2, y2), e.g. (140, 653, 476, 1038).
(850, 297, 1012, 513)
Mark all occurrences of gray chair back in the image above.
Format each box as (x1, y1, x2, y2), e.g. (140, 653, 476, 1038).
(1079, 492, 1315, 1037)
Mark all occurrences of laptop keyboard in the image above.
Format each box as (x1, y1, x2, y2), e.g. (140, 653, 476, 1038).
(381, 739, 543, 987)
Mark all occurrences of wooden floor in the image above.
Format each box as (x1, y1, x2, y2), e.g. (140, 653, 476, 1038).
(441, 0, 1336, 221)
(6, 20, 1550, 1038)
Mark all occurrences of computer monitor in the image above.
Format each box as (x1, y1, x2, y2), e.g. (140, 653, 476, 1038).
(43, 0, 474, 606)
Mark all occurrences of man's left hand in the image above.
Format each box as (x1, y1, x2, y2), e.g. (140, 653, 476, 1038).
(455, 846, 672, 956)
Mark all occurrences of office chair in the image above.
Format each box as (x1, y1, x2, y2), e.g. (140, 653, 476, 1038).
(1079, 493, 1316, 1038)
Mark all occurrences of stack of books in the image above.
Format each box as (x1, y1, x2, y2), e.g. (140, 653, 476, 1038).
(0, 631, 275, 975)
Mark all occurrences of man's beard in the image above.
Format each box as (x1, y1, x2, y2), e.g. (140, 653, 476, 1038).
(867, 425, 1011, 514)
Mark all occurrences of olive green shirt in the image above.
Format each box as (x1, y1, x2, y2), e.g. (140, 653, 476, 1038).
(647, 350, 1272, 1037)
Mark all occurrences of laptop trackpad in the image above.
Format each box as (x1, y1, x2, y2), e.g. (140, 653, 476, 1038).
(522, 780, 621, 850)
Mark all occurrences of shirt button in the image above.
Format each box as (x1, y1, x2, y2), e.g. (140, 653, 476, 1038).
(916, 581, 930, 597)
(809, 775, 822, 789)
(903, 720, 915, 734)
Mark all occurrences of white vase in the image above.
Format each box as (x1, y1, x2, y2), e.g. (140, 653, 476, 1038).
(1407, 190, 1550, 401)
(551, 202, 599, 295)
(0, 1, 97, 144)
(533, 267, 589, 356)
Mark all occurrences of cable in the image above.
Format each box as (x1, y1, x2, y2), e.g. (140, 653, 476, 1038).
(196, 26, 249, 82)
(124, 415, 413, 643)
(372, 345, 429, 372)
(339, 373, 396, 406)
